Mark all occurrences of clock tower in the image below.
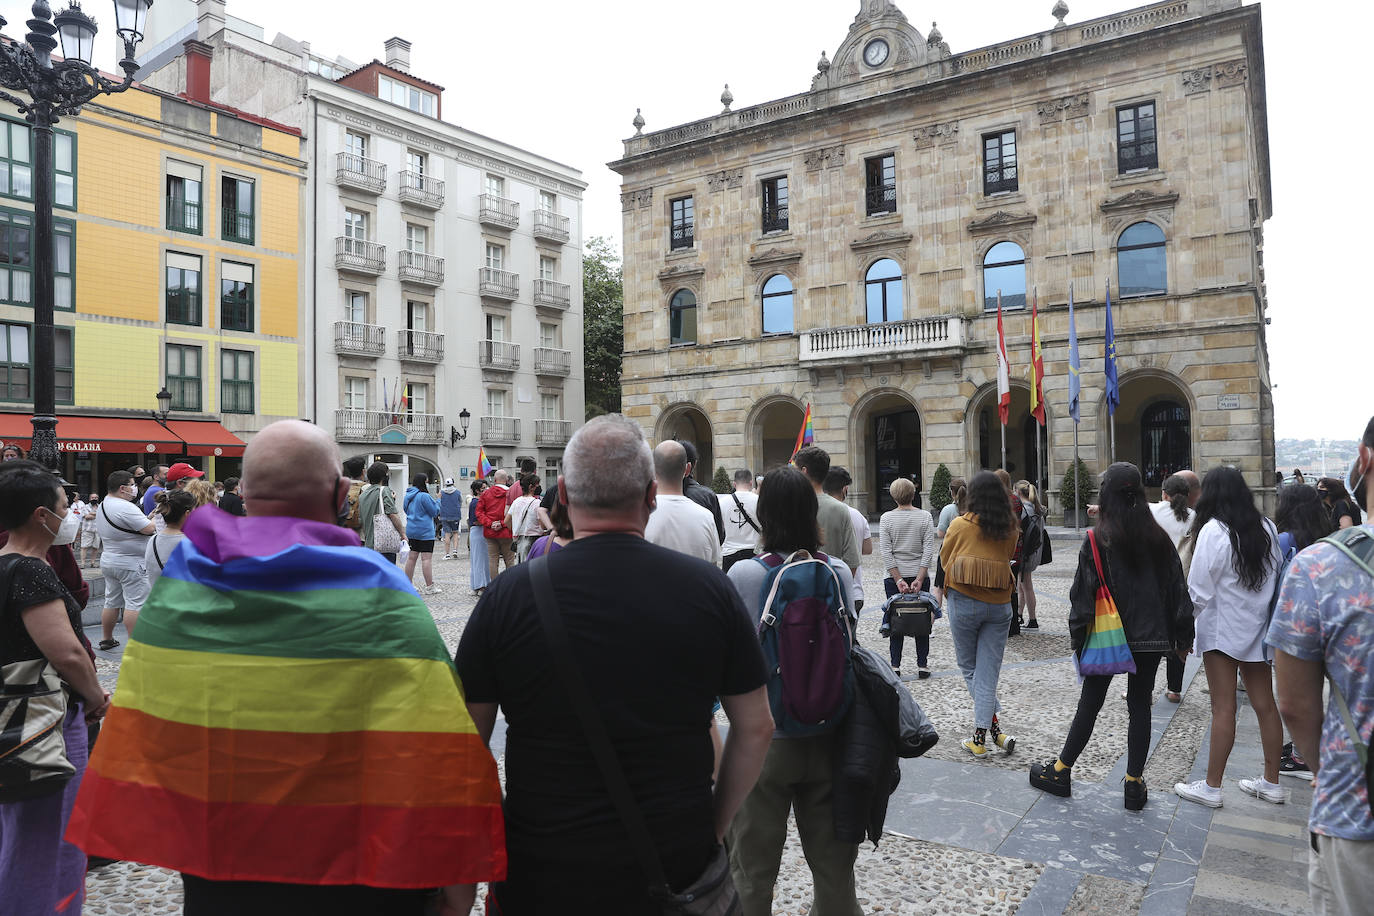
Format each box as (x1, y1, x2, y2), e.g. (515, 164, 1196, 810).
(814, 0, 940, 90)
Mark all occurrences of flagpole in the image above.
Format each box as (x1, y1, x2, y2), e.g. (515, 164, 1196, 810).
(1033, 286, 1043, 494)
(998, 289, 1007, 471)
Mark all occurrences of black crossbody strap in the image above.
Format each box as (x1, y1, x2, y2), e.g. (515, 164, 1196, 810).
(101, 501, 148, 537)
(731, 492, 761, 534)
(526, 556, 671, 893)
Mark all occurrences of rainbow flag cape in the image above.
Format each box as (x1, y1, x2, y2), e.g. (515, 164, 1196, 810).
(477, 446, 494, 478)
(66, 509, 506, 888)
(790, 403, 814, 462)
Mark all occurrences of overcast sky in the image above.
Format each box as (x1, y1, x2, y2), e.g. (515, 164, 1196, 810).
(110, 0, 1364, 443)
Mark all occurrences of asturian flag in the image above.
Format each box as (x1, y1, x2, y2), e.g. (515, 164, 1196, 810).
(1030, 289, 1046, 426)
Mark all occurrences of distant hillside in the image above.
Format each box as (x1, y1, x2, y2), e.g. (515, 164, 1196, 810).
(1275, 438, 1358, 479)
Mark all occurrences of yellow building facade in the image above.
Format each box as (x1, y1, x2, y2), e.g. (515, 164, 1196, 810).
(0, 83, 305, 490)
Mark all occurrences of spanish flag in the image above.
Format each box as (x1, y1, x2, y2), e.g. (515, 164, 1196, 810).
(66, 509, 506, 888)
(790, 403, 815, 462)
(1030, 288, 1046, 426)
(478, 447, 494, 479)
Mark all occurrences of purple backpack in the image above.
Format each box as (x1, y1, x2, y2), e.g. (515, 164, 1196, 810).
(755, 551, 855, 736)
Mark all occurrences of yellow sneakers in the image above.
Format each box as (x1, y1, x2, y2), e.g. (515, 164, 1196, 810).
(962, 738, 990, 758)
(992, 732, 1017, 755)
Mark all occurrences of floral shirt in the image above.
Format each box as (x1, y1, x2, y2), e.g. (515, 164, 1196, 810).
(1267, 524, 1374, 841)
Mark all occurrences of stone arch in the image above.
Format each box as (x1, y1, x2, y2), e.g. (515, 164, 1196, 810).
(964, 379, 1051, 492)
(1098, 367, 1196, 490)
(656, 401, 716, 484)
(745, 394, 806, 475)
(850, 386, 924, 516)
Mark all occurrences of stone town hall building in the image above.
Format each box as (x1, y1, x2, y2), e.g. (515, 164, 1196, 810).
(610, 0, 1273, 517)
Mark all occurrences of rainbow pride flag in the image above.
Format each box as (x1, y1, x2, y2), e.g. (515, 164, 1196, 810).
(478, 446, 494, 478)
(66, 509, 506, 888)
(790, 403, 815, 462)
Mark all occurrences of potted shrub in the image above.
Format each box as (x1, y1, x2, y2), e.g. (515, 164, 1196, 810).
(1059, 457, 1096, 527)
(711, 465, 732, 495)
(929, 463, 953, 515)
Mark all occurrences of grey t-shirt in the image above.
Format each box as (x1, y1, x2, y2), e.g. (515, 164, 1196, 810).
(145, 531, 185, 589)
(96, 495, 152, 566)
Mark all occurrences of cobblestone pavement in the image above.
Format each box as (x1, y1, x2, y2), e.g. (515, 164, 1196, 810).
(83, 529, 1304, 915)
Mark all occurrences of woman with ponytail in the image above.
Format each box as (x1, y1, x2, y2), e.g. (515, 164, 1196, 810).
(938, 471, 1021, 758)
(1175, 466, 1285, 809)
(144, 488, 200, 589)
(1030, 463, 1193, 810)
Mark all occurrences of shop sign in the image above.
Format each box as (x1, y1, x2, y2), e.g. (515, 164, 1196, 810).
(57, 441, 102, 452)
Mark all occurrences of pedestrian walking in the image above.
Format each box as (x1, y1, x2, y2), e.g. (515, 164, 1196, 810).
(439, 477, 464, 559)
(1030, 463, 1193, 809)
(403, 472, 441, 595)
(67, 421, 505, 915)
(719, 468, 761, 572)
(939, 470, 1021, 758)
(358, 461, 406, 564)
(454, 414, 773, 913)
(825, 467, 873, 613)
(792, 446, 861, 573)
(1175, 466, 1285, 809)
(94, 470, 154, 649)
(505, 477, 542, 563)
(1316, 477, 1363, 530)
(78, 492, 100, 567)
(645, 440, 721, 565)
(476, 470, 516, 578)
(724, 466, 861, 916)
(338, 457, 366, 532)
(468, 480, 491, 594)
(1151, 471, 1201, 701)
(1269, 419, 1374, 915)
(877, 478, 936, 678)
(0, 461, 111, 916)
(1014, 481, 1047, 629)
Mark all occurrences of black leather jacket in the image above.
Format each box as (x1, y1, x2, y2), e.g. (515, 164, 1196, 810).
(1069, 534, 1194, 655)
(683, 476, 726, 544)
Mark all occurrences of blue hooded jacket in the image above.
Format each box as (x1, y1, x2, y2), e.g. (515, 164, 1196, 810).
(403, 486, 441, 539)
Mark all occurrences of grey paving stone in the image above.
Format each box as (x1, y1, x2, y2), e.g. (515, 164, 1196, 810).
(1013, 864, 1084, 916)
(1140, 855, 1198, 916)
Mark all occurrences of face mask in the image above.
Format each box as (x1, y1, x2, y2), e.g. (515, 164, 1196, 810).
(43, 507, 80, 545)
(1349, 447, 1370, 509)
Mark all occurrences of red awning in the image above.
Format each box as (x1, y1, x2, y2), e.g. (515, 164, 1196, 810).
(165, 420, 246, 458)
(0, 413, 184, 455)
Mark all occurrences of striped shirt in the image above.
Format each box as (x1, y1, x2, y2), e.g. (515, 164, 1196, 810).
(879, 507, 936, 578)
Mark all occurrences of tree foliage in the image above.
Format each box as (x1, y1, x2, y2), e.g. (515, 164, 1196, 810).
(583, 236, 624, 419)
(929, 463, 952, 513)
(711, 466, 732, 494)
(1059, 457, 1097, 512)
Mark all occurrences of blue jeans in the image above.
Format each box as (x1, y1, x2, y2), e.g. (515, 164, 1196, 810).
(946, 589, 1013, 729)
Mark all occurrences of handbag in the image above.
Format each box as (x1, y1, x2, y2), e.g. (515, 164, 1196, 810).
(526, 557, 740, 916)
(1076, 530, 1137, 677)
(370, 487, 403, 554)
(886, 592, 935, 638)
(0, 555, 76, 802)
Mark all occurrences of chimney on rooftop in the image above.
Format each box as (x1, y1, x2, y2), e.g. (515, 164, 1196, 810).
(196, 0, 227, 43)
(384, 37, 411, 73)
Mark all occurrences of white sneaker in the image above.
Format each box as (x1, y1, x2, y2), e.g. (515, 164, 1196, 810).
(425, 584, 443, 596)
(1238, 776, 1286, 804)
(1174, 779, 1223, 808)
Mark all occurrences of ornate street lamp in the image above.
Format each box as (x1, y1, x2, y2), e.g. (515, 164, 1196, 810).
(154, 385, 171, 423)
(449, 408, 471, 448)
(0, 0, 154, 470)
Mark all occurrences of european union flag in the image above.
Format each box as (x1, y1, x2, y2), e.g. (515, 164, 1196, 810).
(1104, 280, 1119, 416)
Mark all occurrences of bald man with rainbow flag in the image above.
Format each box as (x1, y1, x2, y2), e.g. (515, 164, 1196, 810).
(66, 420, 505, 916)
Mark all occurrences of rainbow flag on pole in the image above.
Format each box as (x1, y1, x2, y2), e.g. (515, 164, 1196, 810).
(66, 510, 506, 888)
(790, 403, 815, 462)
(1029, 288, 1046, 426)
(477, 446, 494, 478)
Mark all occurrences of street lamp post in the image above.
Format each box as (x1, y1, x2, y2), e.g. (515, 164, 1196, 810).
(0, 0, 153, 470)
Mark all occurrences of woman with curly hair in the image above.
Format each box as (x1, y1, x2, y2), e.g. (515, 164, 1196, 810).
(938, 470, 1022, 758)
(1175, 466, 1284, 809)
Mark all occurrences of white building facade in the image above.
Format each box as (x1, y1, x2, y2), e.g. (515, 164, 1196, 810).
(142, 0, 586, 487)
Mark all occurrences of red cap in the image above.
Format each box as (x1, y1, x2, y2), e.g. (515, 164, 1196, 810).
(166, 462, 205, 484)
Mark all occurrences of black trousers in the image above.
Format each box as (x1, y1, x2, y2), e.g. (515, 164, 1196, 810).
(882, 575, 930, 668)
(1059, 652, 1163, 777)
(1166, 651, 1184, 693)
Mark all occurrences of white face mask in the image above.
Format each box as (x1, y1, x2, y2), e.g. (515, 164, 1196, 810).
(43, 507, 81, 545)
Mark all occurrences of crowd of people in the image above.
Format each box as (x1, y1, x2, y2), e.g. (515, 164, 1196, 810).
(1, 414, 1371, 916)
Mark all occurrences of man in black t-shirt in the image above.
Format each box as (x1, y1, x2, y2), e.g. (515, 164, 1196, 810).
(679, 439, 727, 545)
(456, 415, 773, 915)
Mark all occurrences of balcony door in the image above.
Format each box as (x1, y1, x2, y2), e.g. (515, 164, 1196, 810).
(873, 408, 921, 514)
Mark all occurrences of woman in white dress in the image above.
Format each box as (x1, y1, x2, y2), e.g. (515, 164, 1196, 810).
(1175, 466, 1285, 809)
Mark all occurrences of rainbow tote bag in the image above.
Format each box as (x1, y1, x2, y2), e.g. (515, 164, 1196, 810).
(1076, 529, 1137, 677)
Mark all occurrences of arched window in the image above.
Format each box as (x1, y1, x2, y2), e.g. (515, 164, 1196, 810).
(669, 289, 697, 346)
(761, 274, 794, 335)
(983, 241, 1026, 311)
(865, 259, 903, 324)
(1140, 399, 1190, 487)
(1118, 221, 1166, 297)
